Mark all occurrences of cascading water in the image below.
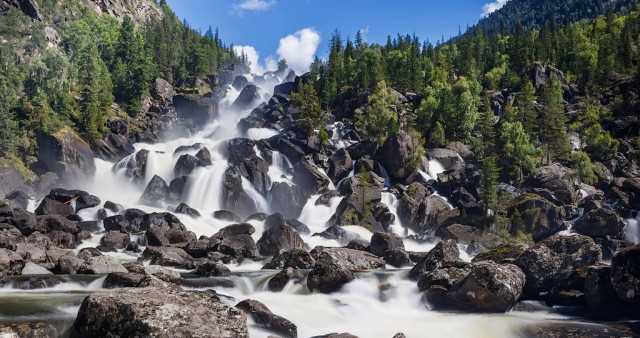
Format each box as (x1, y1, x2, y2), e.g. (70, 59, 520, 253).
(7, 72, 578, 338)
(626, 210, 640, 244)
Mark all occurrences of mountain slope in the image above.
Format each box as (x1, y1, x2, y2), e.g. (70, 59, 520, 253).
(480, 0, 637, 31)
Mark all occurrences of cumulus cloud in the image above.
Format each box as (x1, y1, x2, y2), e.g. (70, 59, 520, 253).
(276, 28, 321, 73)
(232, 0, 276, 16)
(481, 0, 508, 17)
(232, 27, 320, 76)
(358, 26, 369, 41)
(233, 45, 271, 74)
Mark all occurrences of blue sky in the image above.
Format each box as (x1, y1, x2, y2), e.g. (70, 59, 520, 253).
(166, 0, 509, 73)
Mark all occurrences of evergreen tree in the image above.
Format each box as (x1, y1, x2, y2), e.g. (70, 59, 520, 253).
(539, 74, 570, 162)
(499, 121, 541, 180)
(480, 156, 500, 211)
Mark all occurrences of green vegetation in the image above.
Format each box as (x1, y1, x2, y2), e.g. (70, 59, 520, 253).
(0, 1, 244, 173)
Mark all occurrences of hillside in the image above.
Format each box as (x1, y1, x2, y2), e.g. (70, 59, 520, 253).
(479, 0, 637, 31)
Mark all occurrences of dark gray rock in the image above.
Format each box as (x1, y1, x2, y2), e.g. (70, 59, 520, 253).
(514, 235, 602, 297)
(139, 175, 169, 205)
(236, 299, 297, 338)
(263, 248, 316, 270)
(610, 243, 640, 305)
(70, 287, 248, 338)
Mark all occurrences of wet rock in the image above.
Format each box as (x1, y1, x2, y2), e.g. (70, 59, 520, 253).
(545, 267, 588, 307)
(346, 239, 370, 252)
(378, 131, 417, 179)
(584, 265, 625, 311)
(573, 208, 625, 238)
(34, 198, 74, 217)
(383, 248, 412, 267)
(78, 255, 128, 275)
(514, 235, 602, 297)
(58, 255, 84, 274)
(472, 244, 528, 263)
(213, 210, 243, 223)
(431, 261, 526, 313)
(313, 225, 360, 242)
(307, 248, 385, 293)
(408, 240, 461, 280)
(144, 265, 181, 283)
(269, 182, 309, 219)
(103, 272, 146, 288)
(231, 84, 261, 111)
(151, 78, 174, 105)
(99, 231, 130, 252)
(36, 128, 95, 182)
(346, 141, 378, 161)
(218, 234, 259, 259)
(174, 154, 199, 177)
(0, 166, 25, 200)
(174, 94, 218, 126)
(610, 243, 640, 305)
(328, 148, 353, 182)
(175, 203, 201, 218)
(257, 224, 304, 257)
(263, 248, 316, 270)
(0, 322, 56, 338)
(196, 261, 231, 277)
(139, 175, 169, 205)
(103, 215, 130, 232)
(131, 212, 186, 233)
(21, 262, 53, 275)
(268, 267, 305, 292)
(75, 194, 101, 211)
(5, 190, 30, 210)
(70, 287, 249, 337)
(143, 246, 191, 267)
(236, 299, 297, 338)
(232, 75, 249, 91)
(213, 223, 255, 238)
(417, 267, 469, 291)
(369, 232, 404, 257)
(293, 160, 330, 195)
(285, 219, 311, 235)
(428, 148, 463, 171)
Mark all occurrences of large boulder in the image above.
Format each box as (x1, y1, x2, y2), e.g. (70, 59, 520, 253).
(263, 248, 316, 270)
(218, 234, 259, 259)
(173, 94, 218, 127)
(408, 240, 461, 280)
(0, 166, 25, 198)
(235, 299, 297, 338)
(428, 149, 463, 171)
(514, 234, 602, 297)
(232, 76, 249, 91)
(78, 256, 127, 275)
(231, 85, 261, 111)
(293, 160, 331, 195)
(369, 232, 404, 257)
(523, 163, 575, 205)
(269, 182, 309, 219)
(70, 287, 248, 337)
(307, 247, 385, 293)
(114, 149, 149, 183)
(327, 148, 353, 182)
(256, 224, 304, 257)
(0, 322, 56, 338)
(36, 129, 95, 182)
(378, 131, 416, 180)
(139, 175, 169, 205)
(610, 244, 640, 305)
(430, 261, 525, 313)
(573, 208, 625, 238)
(151, 78, 174, 105)
(507, 193, 566, 241)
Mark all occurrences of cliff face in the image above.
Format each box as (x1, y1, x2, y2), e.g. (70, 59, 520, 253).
(0, 0, 162, 24)
(80, 0, 163, 25)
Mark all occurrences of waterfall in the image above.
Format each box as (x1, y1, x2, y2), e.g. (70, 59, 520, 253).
(626, 211, 640, 244)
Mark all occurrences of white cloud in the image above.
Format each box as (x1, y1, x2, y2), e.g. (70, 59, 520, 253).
(232, 0, 276, 16)
(481, 0, 508, 17)
(276, 28, 320, 73)
(233, 45, 273, 74)
(232, 27, 320, 76)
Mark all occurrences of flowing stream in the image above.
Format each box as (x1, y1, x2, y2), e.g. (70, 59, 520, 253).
(5, 74, 589, 337)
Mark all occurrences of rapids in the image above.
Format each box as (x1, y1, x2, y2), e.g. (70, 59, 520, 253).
(9, 73, 590, 337)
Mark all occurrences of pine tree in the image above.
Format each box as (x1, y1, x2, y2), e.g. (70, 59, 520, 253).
(499, 121, 541, 181)
(539, 74, 570, 162)
(480, 156, 500, 211)
(517, 79, 538, 138)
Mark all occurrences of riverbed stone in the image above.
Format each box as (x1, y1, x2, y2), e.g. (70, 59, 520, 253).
(70, 287, 248, 337)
